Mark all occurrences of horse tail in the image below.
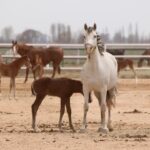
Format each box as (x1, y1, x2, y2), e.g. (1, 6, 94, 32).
(31, 82, 36, 96)
(106, 87, 117, 108)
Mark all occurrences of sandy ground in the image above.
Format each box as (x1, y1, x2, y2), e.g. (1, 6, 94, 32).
(0, 77, 150, 150)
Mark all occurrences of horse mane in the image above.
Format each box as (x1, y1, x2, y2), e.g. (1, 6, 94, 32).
(18, 44, 33, 52)
(87, 27, 93, 33)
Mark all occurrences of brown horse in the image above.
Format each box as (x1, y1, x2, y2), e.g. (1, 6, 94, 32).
(12, 41, 64, 83)
(32, 54, 44, 79)
(138, 50, 150, 67)
(31, 77, 92, 132)
(107, 49, 137, 81)
(0, 55, 31, 99)
(117, 58, 137, 81)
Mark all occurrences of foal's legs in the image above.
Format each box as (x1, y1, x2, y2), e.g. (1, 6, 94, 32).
(66, 99, 75, 132)
(0, 76, 1, 95)
(9, 78, 15, 99)
(12, 78, 16, 99)
(0, 75, 2, 99)
(32, 94, 45, 131)
(58, 99, 66, 131)
(32, 66, 37, 80)
(24, 67, 29, 83)
(38, 65, 44, 78)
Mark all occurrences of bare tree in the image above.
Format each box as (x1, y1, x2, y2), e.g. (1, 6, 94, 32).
(1, 26, 14, 42)
(17, 29, 48, 43)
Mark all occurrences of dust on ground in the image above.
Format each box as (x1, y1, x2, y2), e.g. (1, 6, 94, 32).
(0, 77, 150, 150)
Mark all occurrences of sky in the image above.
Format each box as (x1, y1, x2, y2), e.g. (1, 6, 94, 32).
(0, 0, 150, 37)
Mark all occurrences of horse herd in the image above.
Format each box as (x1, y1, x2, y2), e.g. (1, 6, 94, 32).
(0, 23, 149, 134)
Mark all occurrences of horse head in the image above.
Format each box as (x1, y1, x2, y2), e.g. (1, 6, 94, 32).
(12, 40, 19, 57)
(84, 23, 97, 55)
(84, 23, 105, 57)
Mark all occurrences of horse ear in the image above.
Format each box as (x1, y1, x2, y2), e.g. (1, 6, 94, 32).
(84, 24, 88, 30)
(12, 40, 17, 45)
(93, 23, 97, 30)
(12, 40, 15, 44)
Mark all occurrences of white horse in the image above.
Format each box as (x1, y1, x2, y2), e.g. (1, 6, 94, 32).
(80, 23, 118, 133)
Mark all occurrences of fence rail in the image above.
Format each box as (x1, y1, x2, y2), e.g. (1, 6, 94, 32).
(0, 43, 150, 71)
(2, 43, 150, 49)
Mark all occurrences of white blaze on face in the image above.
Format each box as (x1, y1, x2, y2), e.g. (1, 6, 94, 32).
(13, 45, 17, 54)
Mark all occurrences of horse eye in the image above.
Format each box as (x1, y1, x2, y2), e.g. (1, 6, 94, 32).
(94, 35, 97, 38)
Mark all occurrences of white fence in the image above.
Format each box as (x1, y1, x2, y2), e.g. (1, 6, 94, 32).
(0, 43, 150, 71)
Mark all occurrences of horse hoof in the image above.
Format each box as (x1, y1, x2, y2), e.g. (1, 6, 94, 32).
(109, 128, 113, 132)
(32, 126, 41, 133)
(108, 124, 114, 132)
(14, 97, 18, 101)
(97, 127, 109, 134)
(79, 128, 86, 133)
(59, 129, 64, 133)
(72, 129, 76, 133)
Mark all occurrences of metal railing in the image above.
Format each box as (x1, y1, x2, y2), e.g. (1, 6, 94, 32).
(0, 43, 150, 71)
(2, 43, 150, 49)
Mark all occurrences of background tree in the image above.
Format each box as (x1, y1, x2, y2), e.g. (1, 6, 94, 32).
(1, 26, 14, 42)
(16, 29, 48, 43)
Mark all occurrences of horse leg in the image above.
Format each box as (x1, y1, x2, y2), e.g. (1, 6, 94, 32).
(24, 67, 29, 83)
(32, 66, 37, 80)
(51, 63, 57, 78)
(94, 91, 107, 132)
(129, 62, 137, 84)
(98, 90, 108, 133)
(12, 78, 16, 100)
(58, 98, 66, 132)
(9, 78, 13, 100)
(117, 63, 121, 77)
(32, 94, 45, 132)
(95, 89, 115, 132)
(0, 75, 1, 97)
(106, 88, 116, 131)
(39, 65, 44, 78)
(138, 59, 143, 67)
(80, 87, 90, 132)
(147, 59, 150, 66)
(66, 98, 75, 132)
(58, 66, 61, 74)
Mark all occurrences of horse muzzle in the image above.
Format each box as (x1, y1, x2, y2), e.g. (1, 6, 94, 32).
(85, 43, 96, 55)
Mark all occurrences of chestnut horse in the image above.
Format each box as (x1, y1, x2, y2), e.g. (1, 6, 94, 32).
(12, 41, 64, 83)
(0, 56, 30, 99)
(138, 50, 150, 67)
(31, 77, 92, 132)
(107, 49, 137, 82)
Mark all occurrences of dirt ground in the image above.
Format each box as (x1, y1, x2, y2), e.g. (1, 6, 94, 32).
(0, 77, 150, 150)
